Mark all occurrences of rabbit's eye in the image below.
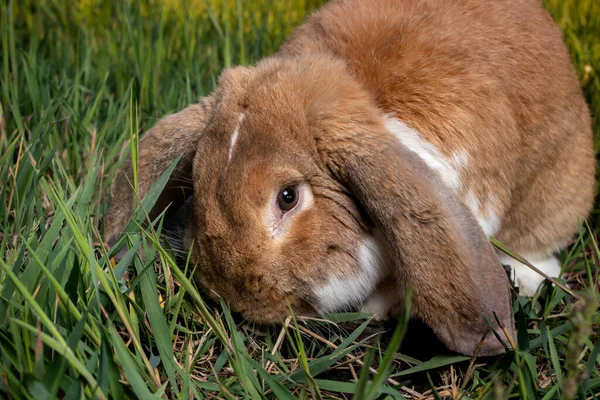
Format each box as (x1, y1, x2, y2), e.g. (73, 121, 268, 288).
(277, 186, 299, 211)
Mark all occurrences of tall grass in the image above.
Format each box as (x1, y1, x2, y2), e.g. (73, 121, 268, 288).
(1, 0, 599, 398)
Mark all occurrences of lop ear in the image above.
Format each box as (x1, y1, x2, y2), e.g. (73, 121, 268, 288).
(104, 97, 213, 245)
(326, 127, 515, 356)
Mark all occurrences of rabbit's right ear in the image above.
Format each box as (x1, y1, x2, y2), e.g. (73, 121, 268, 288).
(323, 122, 515, 356)
(104, 97, 214, 245)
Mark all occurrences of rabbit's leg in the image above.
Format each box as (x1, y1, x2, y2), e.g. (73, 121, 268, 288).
(498, 252, 562, 296)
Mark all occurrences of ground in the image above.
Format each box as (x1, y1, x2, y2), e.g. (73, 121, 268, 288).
(0, 0, 599, 399)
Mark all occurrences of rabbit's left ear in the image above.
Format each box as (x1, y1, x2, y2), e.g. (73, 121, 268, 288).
(325, 127, 515, 356)
(104, 97, 214, 246)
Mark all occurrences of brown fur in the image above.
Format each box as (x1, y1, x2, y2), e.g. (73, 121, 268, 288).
(104, 0, 594, 356)
(279, 0, 595, 254)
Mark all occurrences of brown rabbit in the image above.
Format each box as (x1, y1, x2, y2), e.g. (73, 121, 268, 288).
(104, 0, 595, 356)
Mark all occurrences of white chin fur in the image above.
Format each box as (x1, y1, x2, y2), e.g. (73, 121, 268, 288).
(499, 253, 562, 296)
(314, 236, 386, 314)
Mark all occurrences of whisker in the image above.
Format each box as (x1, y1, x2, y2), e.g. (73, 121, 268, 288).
(291, 290, 321, 314)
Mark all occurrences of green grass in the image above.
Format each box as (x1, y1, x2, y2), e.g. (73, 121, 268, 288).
(1, 0, 599, 398)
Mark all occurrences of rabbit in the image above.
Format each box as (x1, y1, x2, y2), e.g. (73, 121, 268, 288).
(104, 0, 595, 356)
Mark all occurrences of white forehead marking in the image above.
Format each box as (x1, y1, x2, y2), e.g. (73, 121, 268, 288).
(314, 236, 385, 313)
(227, 113, 245, 164)
(383, 115, 500, 236)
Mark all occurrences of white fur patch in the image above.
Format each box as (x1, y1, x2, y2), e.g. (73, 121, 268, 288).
(360, 289, 393, 320)
(383, 116, 466, 191)
(227, 113, 245, 164)
(499, 253, 562, 296)
(464, 190, 501, 237)
(383, 116, 500, 236)
(314, 236, 384, 313)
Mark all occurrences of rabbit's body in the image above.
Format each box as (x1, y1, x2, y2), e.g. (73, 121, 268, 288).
(105, 0, 595, 356)
(279, 0, 595, 295)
